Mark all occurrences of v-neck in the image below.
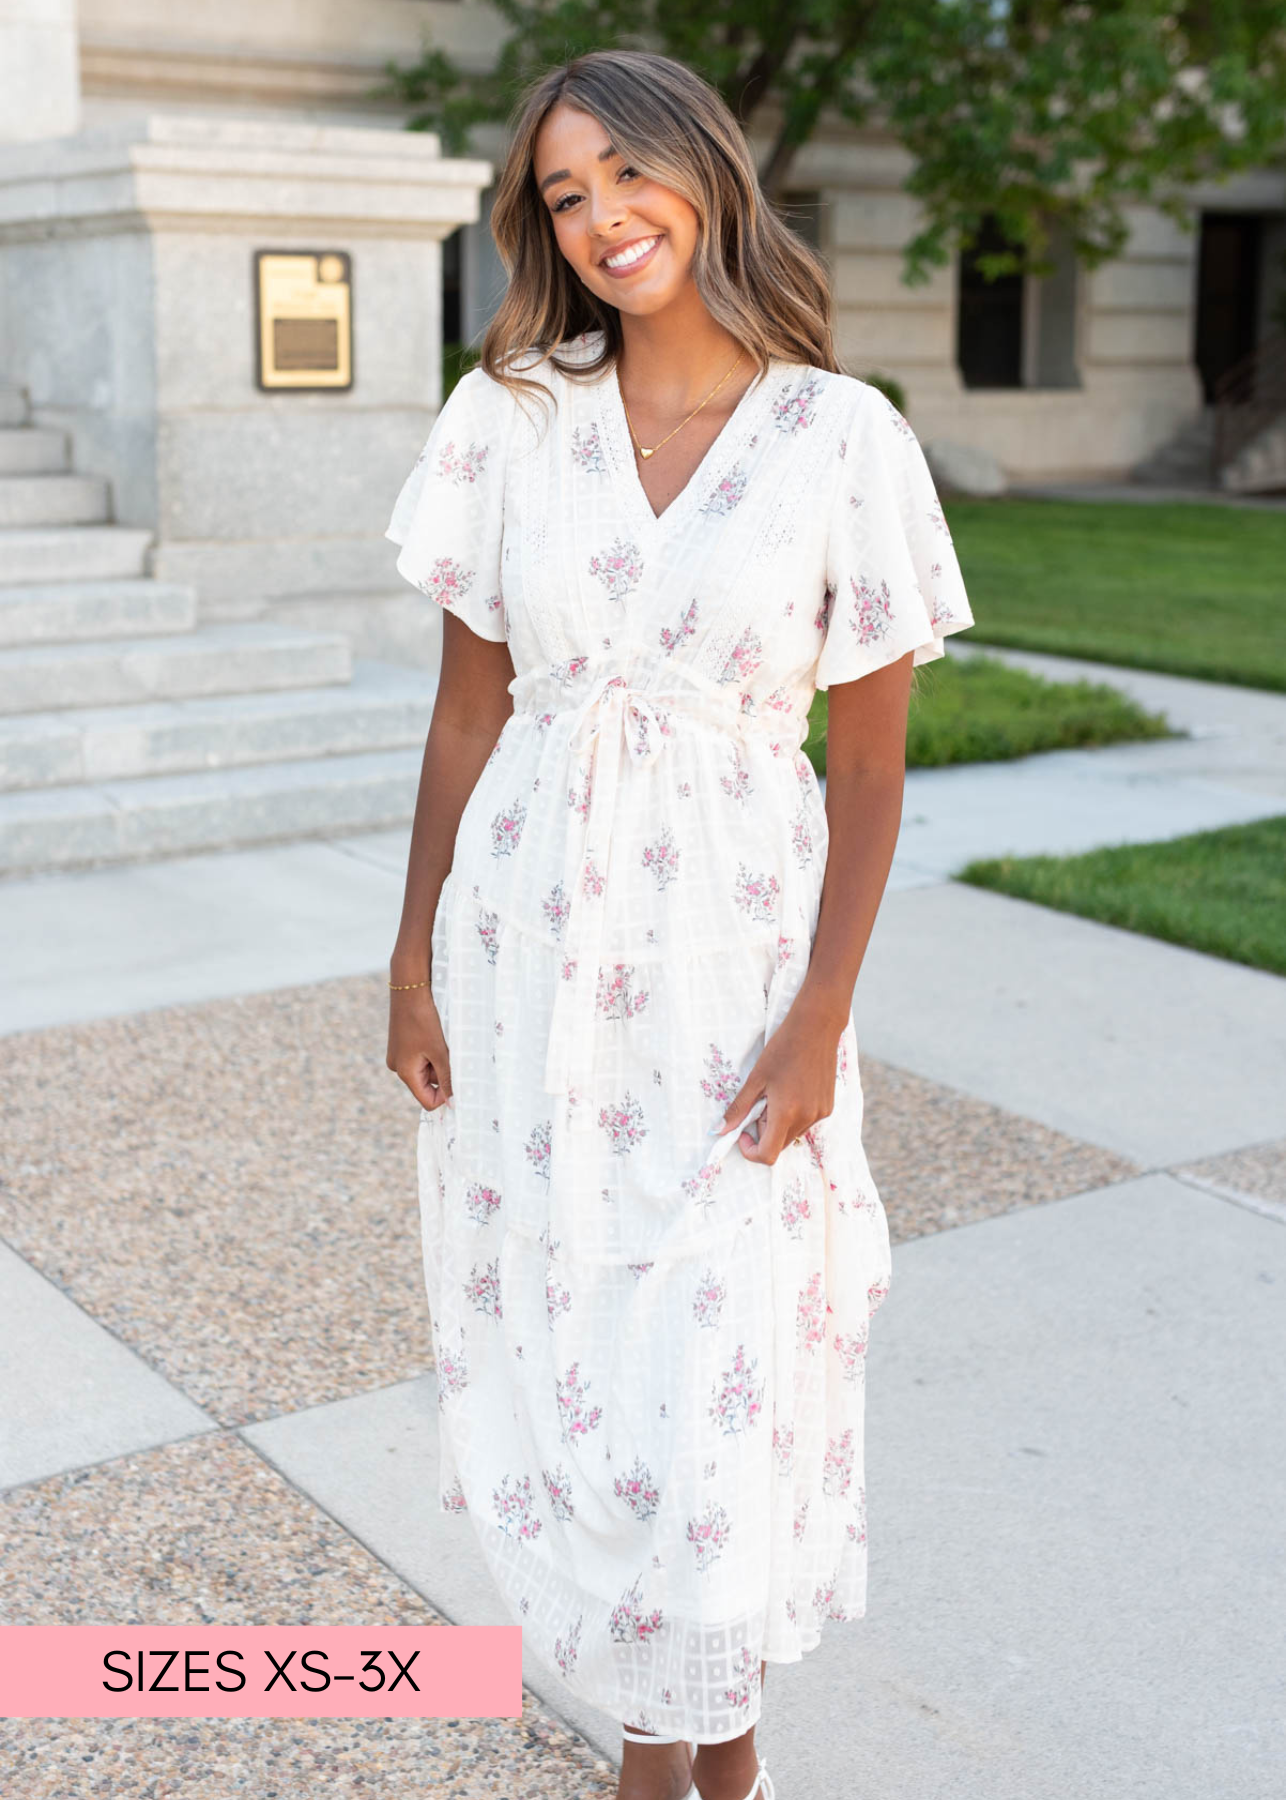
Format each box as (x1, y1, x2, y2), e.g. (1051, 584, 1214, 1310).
(599, 345, 780, 532)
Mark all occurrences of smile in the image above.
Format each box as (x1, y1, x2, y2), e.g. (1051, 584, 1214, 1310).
(601, 234, 662, 276)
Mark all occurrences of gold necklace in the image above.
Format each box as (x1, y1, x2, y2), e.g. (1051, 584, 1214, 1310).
(620, 350, 747, 460)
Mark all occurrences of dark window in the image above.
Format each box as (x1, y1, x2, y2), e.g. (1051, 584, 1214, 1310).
(442, 226, 463, 348)
(958, 215, 1024, 388)
(1195, 213, 1263, 399)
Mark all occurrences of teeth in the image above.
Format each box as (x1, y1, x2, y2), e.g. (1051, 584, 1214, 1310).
(604, 236, 659, 269)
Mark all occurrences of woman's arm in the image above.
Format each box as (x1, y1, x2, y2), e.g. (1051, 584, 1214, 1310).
(718, 650, 914, 1162)
(386, 614, 515, 1110)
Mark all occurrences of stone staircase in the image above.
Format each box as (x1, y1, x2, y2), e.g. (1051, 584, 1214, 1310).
(0, 379, 433, 878)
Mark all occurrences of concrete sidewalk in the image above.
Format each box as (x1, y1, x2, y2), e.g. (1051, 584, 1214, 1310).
(2, 644, 1284, 1798)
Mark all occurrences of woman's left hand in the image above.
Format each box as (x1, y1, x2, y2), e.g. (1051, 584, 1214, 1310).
(716, 988, 848, 1165)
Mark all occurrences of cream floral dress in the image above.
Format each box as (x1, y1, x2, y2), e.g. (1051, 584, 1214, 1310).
(386, 327, 974, 1745)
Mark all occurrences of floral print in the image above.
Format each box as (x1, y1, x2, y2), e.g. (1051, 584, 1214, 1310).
(386, 331, 975, 1746)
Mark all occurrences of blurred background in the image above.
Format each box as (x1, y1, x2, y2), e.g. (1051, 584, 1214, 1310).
(1, 10, 1284, 1800)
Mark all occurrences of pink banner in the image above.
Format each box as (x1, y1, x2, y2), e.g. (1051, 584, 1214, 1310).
(0, 1626, 523, 1719)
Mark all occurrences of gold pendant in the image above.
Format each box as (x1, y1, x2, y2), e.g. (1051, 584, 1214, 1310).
(639, 446, 655, 459)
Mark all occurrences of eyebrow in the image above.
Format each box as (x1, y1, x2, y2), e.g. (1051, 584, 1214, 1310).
(537, 144, 621, 196)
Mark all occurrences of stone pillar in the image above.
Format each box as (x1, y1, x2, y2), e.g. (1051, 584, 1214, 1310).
(0, 114, 492, 632)
(0, 0, 81, 142)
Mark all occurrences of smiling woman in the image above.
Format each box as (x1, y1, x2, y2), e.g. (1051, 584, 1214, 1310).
(383, 47, 974, 1800)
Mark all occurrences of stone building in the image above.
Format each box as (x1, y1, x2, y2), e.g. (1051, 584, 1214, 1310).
(0, 2, 1282, 874)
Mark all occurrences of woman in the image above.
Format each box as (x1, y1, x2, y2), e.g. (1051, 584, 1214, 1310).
(385, 47, 974, 1800)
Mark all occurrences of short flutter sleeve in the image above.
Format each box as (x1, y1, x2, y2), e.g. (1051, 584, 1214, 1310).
(384, 365, 511, 644)
(814, 382, 975, 690)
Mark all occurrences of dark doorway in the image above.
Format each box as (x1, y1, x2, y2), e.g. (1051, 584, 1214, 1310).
(1195, 213, 1262, 399)
(958, 215, 1024, 388)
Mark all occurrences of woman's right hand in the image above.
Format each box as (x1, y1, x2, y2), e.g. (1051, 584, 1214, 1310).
(387, 983, 453, 1112)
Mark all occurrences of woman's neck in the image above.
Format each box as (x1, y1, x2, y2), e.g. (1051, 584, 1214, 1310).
(615, 294, 747, 412)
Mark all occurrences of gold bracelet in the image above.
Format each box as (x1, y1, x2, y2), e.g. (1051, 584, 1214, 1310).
(389, 978, 431, 991)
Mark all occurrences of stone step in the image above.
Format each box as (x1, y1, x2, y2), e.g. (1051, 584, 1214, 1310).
(0, 427, 69, 476)
(0, 744, 423, 876)
(0, 578, 198, 648)
(0, 623, 352, 715)
(0, 473, 110, 528)
(0, 660, 434, 790)
(0, 386, 29, 428)
(1, 525, 153, 584)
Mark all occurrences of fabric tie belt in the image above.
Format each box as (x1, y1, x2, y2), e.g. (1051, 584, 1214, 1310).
(506, 656, 807, 1130)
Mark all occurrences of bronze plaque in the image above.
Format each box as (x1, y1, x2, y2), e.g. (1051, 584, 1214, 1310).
(254, 250, 352, 390)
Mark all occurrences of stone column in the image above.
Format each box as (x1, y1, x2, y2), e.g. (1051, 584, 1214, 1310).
(0, 0, 81, 142)
(0, 114, 492, 632)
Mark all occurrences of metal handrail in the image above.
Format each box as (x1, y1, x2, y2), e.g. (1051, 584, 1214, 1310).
(1212, 329, 1286, 483)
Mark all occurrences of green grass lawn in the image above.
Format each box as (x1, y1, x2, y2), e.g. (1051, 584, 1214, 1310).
(957, 815, 1286, 977)
(803, 650, 1175, 778)
(943, 497, 1286, 692)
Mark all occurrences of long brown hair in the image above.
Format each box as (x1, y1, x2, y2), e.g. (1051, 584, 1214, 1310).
(479, 49, 841, 410)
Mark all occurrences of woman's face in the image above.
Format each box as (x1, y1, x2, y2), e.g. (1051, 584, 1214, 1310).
(533, 101, 699, 317)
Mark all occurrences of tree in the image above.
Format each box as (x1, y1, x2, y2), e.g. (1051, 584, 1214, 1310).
(376, 1, 1286, 282)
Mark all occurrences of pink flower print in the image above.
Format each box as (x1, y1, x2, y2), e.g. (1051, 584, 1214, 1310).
(739, 689, 757, 717)
(772, 372, 820, 434)
(797, 1271, 826, 1353)
(552, 654, 591, 687)
(868, 1273, 890, 1310)
(793, 1498, 811, 1543)
(545, 1239, 572, 1326)
(442, 1476, 467, 1513)
(823, 1427, 855, 1497)
(415, 555, 475, 615)
(464, 1181, 501, 1227)
(709, 1343, 764, 1437)
(642, 824, 681, 891)
(543, 881, 570, 941)
(687, 1501, 731, 1573)
(692, 1267, 727, 1328)
(848, 575, 894, 648)
(700, 1044, 740, 1109)
(734, 862, 780, 925)
(815, 580, 834, 635)
(554, 1612, 587, 1677)
(776, 933, 795, 970)
(476, 907, 499, 965)
(834, 1323, 869, 1383)
(581, 856, 606, 900)
(773, 1424, 794, 1475)
(560, 955, 578, 983)
(464, 1258, 502, 1322)
(883, 395, 918, 440)
(779, 1176, 810, 1241)
(567, 772, 592, 820)
(589, 536, 643, 602)
(848, 491, 865, 511)
(839, 436, 847, 460)
(628, 1260, 654, 1280)
(526, 1120, 552, 1183)
(682, 1158, 723, 1215)
(614, 1456, 661, 1522)
(720, 750, 753, 804)
(791, 805, 813, 869)
(837, 1034, 851, 1083)
(660, 597, 699, 656)
(555, 1360, 603, 1446)
(763, 685, 794, 714)
(785, 1595, 797, 1625)
(598, 1090, 647, 1154)
(701, 463, 747, 515)
(928, 503, 952, 538)
(435, 438, 489, 484)
(609, 1575, 664, 1644)
(543, 1464, 576, 1524)
(847, 1485, 868, 1547)
(813, 1576, 841, 1620)
(571, 421, 605, 472)
(724, 1646, 760, 1711)
(718, 625, 763, 686)
(493, 1473, 543, 1541)
(436, 1330, 468, 1406)
(490, 800, 526, 857)
(677, 780, 692, 799)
